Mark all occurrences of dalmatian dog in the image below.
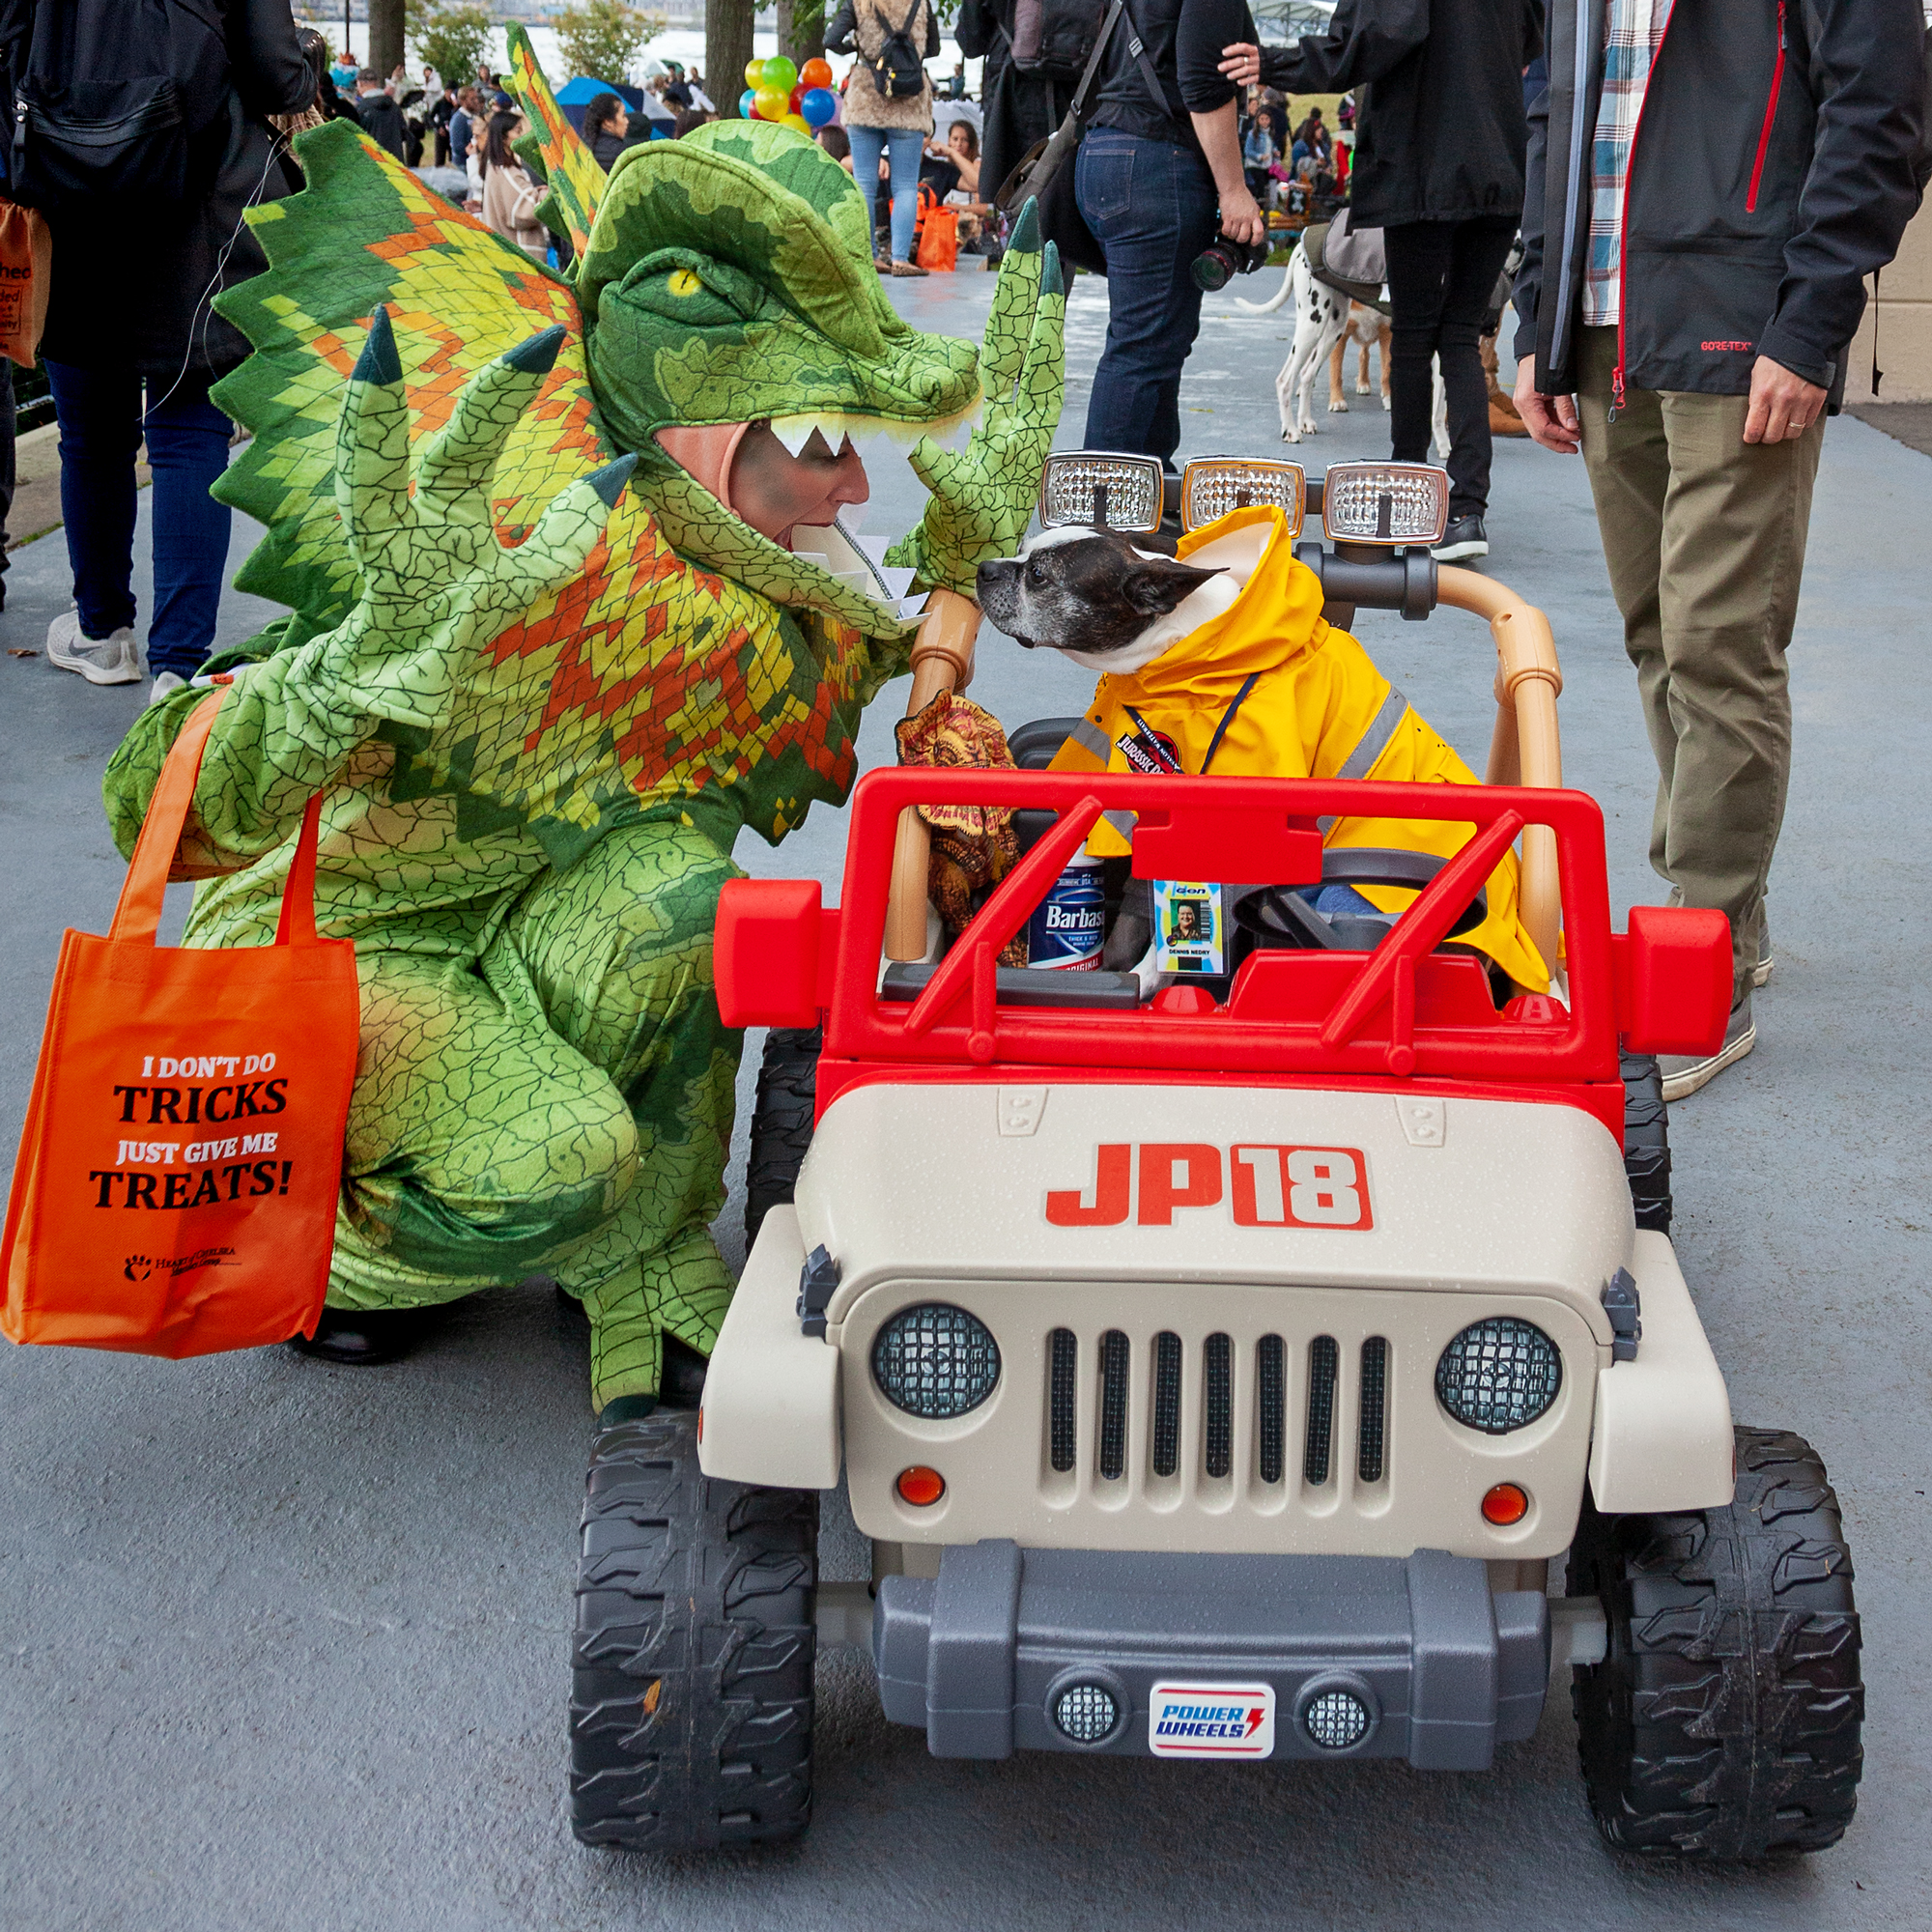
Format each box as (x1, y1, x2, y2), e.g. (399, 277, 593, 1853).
(1235, 245, 1350, 443)
(1238, 248, 1452, 459)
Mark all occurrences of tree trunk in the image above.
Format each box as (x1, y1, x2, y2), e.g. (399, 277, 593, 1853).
(707, 0, 757, 115)
(778, 0, 826, 67)
(368, 0, 406, 76)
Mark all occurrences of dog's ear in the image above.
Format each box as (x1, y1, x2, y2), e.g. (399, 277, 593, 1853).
(1120, 557, 1225, 618)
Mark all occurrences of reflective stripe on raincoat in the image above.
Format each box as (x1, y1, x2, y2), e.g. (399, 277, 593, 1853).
(1047, 502, 1548, 990)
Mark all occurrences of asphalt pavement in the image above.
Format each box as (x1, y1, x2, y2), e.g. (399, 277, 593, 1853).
(2, 267, 1928, 1931)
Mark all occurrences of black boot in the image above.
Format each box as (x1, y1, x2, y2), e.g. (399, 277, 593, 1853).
(657, 1333, 710, 1409)
(289, 1303, 442, 1366)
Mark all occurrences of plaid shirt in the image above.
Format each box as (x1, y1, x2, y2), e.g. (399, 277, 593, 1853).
(1583, 0, 1674, 327)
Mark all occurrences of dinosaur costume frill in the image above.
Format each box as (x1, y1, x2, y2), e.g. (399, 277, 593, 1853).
(99, 33, 1065, 1411)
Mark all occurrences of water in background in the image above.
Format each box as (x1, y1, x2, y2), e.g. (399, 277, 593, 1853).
(344, 19, 985, 98)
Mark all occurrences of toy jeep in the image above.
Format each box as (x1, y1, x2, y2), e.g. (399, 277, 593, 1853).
(568, 461, 1862, 1862)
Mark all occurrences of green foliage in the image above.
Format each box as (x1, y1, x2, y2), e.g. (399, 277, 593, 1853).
(554, 0, 666, 86)
(405, 0, 492, 86)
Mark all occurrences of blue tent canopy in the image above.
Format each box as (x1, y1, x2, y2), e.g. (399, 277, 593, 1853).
(552, 73, 671, 137)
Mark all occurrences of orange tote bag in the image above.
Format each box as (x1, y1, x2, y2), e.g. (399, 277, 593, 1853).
(1, 690, 359, 1355)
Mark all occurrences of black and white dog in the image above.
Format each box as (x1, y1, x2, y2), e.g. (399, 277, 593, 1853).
(975, 526, 1233, 672)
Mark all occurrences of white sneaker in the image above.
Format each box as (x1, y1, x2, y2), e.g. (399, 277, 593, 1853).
(46, 610, 140, 686)
(147, 670, 187, 707)
(1659, 993, 1755, 1102)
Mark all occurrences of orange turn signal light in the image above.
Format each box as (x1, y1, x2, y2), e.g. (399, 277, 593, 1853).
(895, 1465, 946, 1507)
(1481, 1483, 1529, 1526)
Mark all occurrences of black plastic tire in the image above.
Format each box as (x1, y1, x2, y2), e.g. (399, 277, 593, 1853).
(744, 1026, 820, 1250)
(1621, 1050, 1672, 1234)
(1567, 1425, 1863, 1860)
(570, 1409, 819, 1851)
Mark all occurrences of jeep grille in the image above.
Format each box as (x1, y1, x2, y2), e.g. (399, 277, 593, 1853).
(1047, 1324, 1391, 1495)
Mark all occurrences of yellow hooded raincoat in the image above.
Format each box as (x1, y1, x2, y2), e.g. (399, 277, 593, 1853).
(1047, 503, 1548, 991)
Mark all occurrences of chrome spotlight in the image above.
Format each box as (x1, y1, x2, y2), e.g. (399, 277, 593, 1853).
(1179, 457, 1306, 534)
(1320, 462, 1452, 547)
(1037, 451, 1166, 534)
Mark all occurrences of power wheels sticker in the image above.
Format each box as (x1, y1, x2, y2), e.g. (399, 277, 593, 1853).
(1148, 1681, 1276, 1758)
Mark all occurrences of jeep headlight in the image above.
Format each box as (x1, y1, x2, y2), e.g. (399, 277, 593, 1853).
(1435, 1318, 1562, 1435)
(872, 1304, 1001, 1419)
(1321, 461, 1451, 546)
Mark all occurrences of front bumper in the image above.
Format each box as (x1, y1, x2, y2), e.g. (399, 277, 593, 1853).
(873, 1542, 1549, 1767)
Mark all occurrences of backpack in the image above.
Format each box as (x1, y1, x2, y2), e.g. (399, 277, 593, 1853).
(1009, 0, 1106, 83)
(7, 0, 235, 215)
(863, 0, 929, 99)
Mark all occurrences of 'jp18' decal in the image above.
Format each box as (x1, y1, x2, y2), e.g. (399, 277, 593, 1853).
(1044, 1144, 1372, 1230)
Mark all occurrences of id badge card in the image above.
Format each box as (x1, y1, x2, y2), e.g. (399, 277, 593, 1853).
(1153, 880, 1224, 976)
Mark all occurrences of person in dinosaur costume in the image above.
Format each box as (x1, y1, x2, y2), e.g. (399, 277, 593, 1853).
(100, 28, 1065, 1417)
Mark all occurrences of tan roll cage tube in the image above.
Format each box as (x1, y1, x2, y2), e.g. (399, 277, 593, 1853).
(883, 571, 1565, 980)
(1435, 565, 1564, 976)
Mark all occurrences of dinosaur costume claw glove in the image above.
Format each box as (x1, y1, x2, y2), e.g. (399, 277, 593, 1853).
(887, 208, 1066, 597)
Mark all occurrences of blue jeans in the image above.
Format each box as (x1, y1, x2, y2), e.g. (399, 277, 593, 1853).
(848, 125, 924, 264)
(45, 361, 234, 678)
(1075, 129, 1219, 463)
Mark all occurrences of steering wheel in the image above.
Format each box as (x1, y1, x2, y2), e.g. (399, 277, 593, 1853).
(1234, 848, 1488, 955)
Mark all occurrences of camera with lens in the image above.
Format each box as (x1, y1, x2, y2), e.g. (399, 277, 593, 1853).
(1190, 233, 1272, 292)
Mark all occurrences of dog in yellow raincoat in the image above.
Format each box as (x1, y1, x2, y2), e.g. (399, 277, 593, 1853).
(976, 502, 1548, 991)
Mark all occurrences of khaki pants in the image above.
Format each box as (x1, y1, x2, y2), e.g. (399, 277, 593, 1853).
(1575, 326, 1824, 1004)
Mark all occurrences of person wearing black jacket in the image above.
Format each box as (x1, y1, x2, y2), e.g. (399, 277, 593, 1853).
(1513, 0, 1925, 1097)
(582, 93, 632, 172)
(953, 0, 1072, 210)
(1076, 0, 1267, 464)
(350, 68, 408, 159)
(25, 0, 312, 699)
(1222, 0, 1544, 559)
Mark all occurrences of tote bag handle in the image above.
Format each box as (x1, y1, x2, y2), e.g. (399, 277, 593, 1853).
(108, 688, 327, 949)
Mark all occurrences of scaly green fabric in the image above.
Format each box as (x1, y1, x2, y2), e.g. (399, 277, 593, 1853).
(100, 43, 1065, 1406)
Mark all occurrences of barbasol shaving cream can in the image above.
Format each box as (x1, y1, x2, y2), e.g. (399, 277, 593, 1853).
(1027, 853, 1105, 970)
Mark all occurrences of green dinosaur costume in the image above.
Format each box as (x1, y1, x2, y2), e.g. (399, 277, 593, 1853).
(100, 34, 1064, 1411)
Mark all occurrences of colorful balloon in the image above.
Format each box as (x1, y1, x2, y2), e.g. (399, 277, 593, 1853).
(801, 56, 833, 89)
(753, 84, 789, 121)
(739, 86, 759, 118)
(762, 56, 798, 95)
(744, 58, 766, 87)
(800, 87, 837, 128)
(781, 112, 811, 134)
(789, 83, 807, 111)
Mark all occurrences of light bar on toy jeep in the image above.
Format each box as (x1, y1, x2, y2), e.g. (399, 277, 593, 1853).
(1179, 458, 1306, 535)
(1037, 451, 1165, 534)
(1321, 463, 1451, 547)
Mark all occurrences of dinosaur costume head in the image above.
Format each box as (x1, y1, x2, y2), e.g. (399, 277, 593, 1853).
(500, 39, 982, 613)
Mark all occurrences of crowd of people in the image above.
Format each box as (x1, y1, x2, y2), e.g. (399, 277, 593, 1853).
(9, 0, 1928, 1106)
